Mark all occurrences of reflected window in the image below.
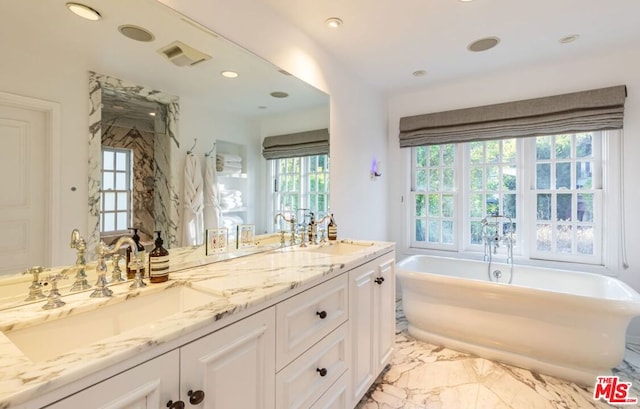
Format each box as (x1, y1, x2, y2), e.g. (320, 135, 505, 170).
(270, 154, 330, 229)
(100, 147, 133, 235)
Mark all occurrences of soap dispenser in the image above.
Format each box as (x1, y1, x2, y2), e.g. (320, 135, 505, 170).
(327, 214, 338, 241)
(149, 231, 170, 283)
(126, 228, 146, 279)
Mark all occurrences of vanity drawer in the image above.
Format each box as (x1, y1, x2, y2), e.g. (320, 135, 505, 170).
(276, 274, 348, 370)
(276, 323, 348, 409)
(310, 371, 349, 409)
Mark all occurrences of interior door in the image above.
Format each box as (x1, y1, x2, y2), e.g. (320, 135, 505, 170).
(0, 102, 47, 274)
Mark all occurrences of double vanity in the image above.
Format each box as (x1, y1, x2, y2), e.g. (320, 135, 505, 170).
(0, 239, 395, 408)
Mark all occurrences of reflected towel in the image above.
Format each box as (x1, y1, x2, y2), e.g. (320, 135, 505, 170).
(181, 154, 204, 246)
(204, 154, 221, 229)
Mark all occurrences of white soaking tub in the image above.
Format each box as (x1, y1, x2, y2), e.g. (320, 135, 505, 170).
(397, 255, 640, 385)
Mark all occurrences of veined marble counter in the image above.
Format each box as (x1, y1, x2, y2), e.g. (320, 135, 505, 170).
(0, 239, 394, 408)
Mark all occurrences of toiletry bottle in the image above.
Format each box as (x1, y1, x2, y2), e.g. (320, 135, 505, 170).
(126, 228, 146, 279)
(328, 214, 338, 241)
(149, 231, 170, 283)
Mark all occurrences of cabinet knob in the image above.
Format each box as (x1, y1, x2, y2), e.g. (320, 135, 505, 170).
(316, 367, 328, 377)
(316, 310, 327, 319)
(166, 400, 185, 409)
(188, 389, 205, 405)
(374, 277, 385, 285)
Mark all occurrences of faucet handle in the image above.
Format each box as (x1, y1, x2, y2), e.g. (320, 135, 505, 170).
(23, 266, 44, 280)
(95, 240, 111, 258)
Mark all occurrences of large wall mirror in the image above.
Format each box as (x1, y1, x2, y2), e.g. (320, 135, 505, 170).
(0, 0, 329, 280)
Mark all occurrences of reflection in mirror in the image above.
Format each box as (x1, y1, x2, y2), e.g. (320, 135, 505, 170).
(0, 0, 329, 306)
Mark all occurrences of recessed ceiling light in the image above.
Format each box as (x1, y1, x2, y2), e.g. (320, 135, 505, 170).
(467, 36, 500, 52)
(325, 17, 343, 28)
(413, 70, 427, 77)
(270, 91, 289, 98)
(221, 71, 239, 78)
(559, 34, 580, 44)
(118, 25, 155, 42)
(459, 0, 475, 2)
(149, 112, 156, 117)
(65, 3, 101, 21)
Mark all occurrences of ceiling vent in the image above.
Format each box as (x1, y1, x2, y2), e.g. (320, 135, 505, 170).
(158, 41, 211, 67)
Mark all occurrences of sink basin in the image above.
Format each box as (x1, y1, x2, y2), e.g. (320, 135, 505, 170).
(4, 286, 221, 362)
(305, 241, 374, 256)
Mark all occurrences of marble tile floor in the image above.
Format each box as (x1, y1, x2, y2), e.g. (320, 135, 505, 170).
(356, 300, 640, 409)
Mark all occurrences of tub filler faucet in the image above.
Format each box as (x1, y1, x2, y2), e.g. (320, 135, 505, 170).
(481, 215, 514, 283)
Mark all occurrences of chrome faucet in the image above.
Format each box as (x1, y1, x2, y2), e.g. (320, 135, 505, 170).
(92, 237, 145, 297)
(481, 215, 514, 283)
(274, 212, 296, 245)
(316, 215, 332, 243)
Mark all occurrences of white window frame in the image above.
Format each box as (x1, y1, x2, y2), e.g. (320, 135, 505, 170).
(100, 147, 133, 236)
(406, 131, 622, 273)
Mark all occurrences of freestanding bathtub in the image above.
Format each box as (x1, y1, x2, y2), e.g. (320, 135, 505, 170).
(397, 255, 640, 385)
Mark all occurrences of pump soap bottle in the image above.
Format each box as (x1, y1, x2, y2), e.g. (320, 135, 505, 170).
(149, 231, 170, 283)
(126, 228, 146, 279)
(328, 214, 338, 241)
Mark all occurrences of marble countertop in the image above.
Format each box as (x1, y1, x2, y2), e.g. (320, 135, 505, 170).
(0, 239, 394, 408)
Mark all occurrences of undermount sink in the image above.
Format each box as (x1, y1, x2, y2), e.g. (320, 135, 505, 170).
(304, 241, 375, 256)
(4, 286, 222, 363)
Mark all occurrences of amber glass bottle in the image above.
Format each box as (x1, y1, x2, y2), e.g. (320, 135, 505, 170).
(149, 231, 170, 283)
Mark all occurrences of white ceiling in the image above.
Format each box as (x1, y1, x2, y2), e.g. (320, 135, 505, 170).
(259, 0, 640, 95)
(1, 0, 328, 119)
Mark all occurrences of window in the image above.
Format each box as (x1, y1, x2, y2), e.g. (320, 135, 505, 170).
(411, 145, 456, 249)
(410, 132, 612, 266)
(531, 133, 601, 263)
(100, 147, 133, 235)
(270, 154, 329, 229)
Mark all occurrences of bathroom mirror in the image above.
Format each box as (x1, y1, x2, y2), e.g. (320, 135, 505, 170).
(0, 0, 329, 302)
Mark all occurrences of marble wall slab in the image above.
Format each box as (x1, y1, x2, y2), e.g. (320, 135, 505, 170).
(88, 72, 180, 254)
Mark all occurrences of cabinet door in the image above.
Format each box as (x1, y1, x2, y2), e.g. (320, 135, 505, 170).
(180, 307, 275, 409)
(374, 256, 396, 373)
(45, 350, 180, 409)
(348, 262, 376, 405)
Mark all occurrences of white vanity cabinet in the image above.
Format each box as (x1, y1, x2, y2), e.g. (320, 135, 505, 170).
(180, 307, 275, 409)
(24, 247, 396, 409)
(348, 253, 396, 406)
(43, 308, 274, 409)
(45, 350, 180, 409)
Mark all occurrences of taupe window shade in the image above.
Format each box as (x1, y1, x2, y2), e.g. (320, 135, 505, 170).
(262, 128, 329, 159)
(398, 85, 627, 148)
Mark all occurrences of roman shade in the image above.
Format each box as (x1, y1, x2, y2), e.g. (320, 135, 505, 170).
(398, 85, 627, 147)
(262, 128, 329, 159)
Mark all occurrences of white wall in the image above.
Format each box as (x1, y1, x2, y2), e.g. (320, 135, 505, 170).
(158, 0, 389, 242)
(387, 43, 640, 340)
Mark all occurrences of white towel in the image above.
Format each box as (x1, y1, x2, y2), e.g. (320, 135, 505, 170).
(216, 153, 243, 163)
(204, 154, 221, 230)
(181, 154, 204, 246)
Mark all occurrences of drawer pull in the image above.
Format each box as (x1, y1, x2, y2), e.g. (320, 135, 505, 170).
(188, 389, 205, 404)
(316, 367, 328, 377)
(166, 400, 185, 409)
(374, 277, 385, 285)
(316, 310, 327, 319)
